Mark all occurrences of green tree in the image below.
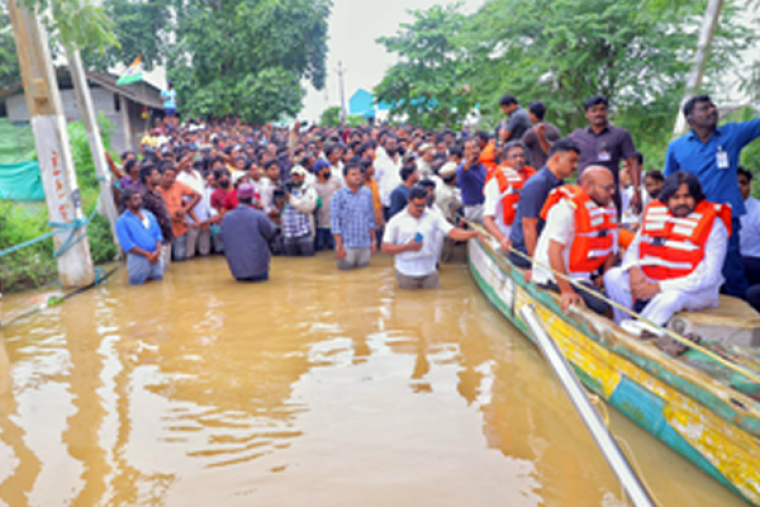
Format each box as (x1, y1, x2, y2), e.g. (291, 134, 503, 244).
(81, 0, 331, 124)
(459, 0, 754, 166)
(374, 3, 476, 130)
(319, 105, 342, 127)
(0, 3, 19, 87)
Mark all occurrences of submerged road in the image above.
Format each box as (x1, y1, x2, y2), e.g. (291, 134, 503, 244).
(0, 251, 747, 506)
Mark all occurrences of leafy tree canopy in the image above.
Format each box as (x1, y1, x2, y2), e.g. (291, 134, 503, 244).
(374, 0, 756, 167)
(374, 3, 476, 130)
(82, 0, 332, 125)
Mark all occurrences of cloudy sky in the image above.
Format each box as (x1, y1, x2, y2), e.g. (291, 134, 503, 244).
(299, 0, 484, 121)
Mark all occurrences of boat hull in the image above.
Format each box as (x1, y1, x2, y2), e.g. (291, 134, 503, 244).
(467, 238, 760, 505)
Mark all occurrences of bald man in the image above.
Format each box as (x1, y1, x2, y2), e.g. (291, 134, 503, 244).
(532, 166, 619, 313)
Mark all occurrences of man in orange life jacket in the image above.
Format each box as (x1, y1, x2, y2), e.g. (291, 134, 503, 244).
(604, 171, 730, 332)
(483, 141, 537, 252)
(532, 166, 618, 313)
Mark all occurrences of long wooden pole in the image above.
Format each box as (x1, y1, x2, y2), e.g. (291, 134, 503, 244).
(7, 0, 95, 288)
(67, 49, 121, 254)
(673, 0, 725, 137)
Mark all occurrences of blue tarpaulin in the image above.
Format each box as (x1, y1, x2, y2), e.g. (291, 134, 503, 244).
(0, 161, 44, 201)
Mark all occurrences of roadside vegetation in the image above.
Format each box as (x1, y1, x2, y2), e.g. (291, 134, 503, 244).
(0, 119, 117, 293)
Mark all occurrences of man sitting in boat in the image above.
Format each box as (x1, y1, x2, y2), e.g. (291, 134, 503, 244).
(604, 171, 730, 337)
(531, 166, 618, 314)
(482, 141, 537, 253)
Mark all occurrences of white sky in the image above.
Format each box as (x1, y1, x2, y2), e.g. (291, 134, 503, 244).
(299, 0, 485, 122)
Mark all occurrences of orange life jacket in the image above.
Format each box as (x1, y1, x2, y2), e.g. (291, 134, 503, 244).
(540, 184, 618, 273)
(638, 199, 732, 281)
(485, 166, 537, 226)
(479, 141, 498, 173)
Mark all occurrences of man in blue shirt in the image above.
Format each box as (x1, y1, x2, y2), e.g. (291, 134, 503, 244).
(508, 139, 580, 269)
(161, 81, 177, 124)
(664, 95, 760, 298)
(457, 137, 487, 223)
(116, 187, 164, 285)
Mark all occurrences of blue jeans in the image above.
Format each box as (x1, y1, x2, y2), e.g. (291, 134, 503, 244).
(315, 228, 334, 251)
(724, 218, 749, 298)
(283, 235, 315, 257)
(172, 233, 188, 261)
(126, 253, 163, 285)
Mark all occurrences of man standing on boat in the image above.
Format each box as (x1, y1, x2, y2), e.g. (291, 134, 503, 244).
(508, 139, 580, 269)
(664, 94, 760, 299)
(483, 141, 536, 254)
(604, 171, 730, 337)
(531, 166, 618, 314)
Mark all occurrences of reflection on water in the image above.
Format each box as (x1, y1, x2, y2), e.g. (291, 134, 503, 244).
(0, 252, 747, 506)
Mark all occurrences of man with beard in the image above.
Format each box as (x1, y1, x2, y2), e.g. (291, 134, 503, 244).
(664, 94, 760, 298)
(375, 135, 403, 220)
(116, 188, 164, 285)
(568, 95, 640, 217)
(532, 166, 618, 314)
(139, 163, 174, 271)
(604, 172, 731, 347)
(313, 159, 342, 251)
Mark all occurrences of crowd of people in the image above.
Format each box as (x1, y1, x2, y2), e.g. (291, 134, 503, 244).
(111, 91, 760, 352)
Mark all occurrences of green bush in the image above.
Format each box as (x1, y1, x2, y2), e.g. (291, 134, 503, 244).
(0, 115, 119, 292)
(0, 202, 57, 292)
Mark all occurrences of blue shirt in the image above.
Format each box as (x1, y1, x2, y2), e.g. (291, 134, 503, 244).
(456, 162, 486, 205)
(116, 209, 164, 254)
(389, 184, 411, 218)
(161, 89, 176, 109)
(330, 186, 377, 249)
(508, 166, 561, 253)
(664, 118, 760, 217)
(221, 205, 275, 279)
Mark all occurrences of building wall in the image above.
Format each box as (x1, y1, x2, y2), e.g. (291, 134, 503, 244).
(4, 86, 154, 155)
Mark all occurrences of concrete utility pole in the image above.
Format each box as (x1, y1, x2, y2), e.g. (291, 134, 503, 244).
(673, 0, 725, 137)
(67, 49, 121, 254)
(337, 61, 347, 125)
(8, 0, 95, 288)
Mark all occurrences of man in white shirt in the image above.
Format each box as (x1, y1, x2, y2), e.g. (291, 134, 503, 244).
(604, 172, 729, 340)
(739, 167, 760, 286)
(375, 136, 403, 219)
(382, 186, 482, 289)
(532, 166, 618, 314)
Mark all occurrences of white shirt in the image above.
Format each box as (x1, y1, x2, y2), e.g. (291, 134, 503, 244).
(483, 176, 513, 239)
(260, 177, 277, 214)
(435, 182, 461, 224)
(741, 196, 760, 258)
(623, 216, 727, 293)
(533, 200, 618, 286)
(383, 207, 454, 277)
(375, 153, 402, 207)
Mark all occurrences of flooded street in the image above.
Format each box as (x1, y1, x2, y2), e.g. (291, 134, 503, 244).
(0, 252, 748, 507)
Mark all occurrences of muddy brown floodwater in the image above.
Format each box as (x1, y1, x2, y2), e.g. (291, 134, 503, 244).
(0, 251, 749, 507)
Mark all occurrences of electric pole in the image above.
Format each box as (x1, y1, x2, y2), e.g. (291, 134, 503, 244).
(337, 61, 347, 125)
(8, 0, 95, 288)
(67, 49, 121, 255)
(673, 0, 725, 136)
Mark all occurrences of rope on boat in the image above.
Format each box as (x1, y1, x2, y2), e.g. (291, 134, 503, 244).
(469, 222, 760, 387)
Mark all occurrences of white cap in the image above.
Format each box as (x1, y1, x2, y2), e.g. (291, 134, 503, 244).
(438, 161, 458, 178)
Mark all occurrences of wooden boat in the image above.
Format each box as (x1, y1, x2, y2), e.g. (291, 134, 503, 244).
(467, 235, 760, 505)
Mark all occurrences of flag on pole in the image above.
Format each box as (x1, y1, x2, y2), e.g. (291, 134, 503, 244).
(117, 55, 143, 86)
